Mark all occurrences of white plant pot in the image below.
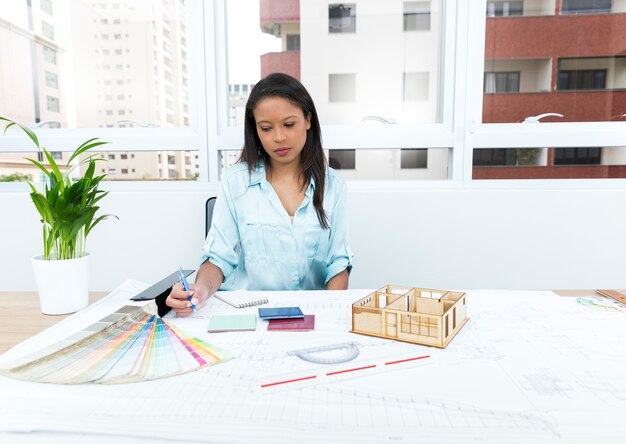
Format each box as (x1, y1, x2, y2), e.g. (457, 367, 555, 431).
(32, 253, 91, 315)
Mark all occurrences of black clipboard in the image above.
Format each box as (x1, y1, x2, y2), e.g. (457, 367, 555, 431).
(130, 269, 195, 301)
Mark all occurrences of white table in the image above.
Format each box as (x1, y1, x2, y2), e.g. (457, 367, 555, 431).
(1, 281, 625, 443)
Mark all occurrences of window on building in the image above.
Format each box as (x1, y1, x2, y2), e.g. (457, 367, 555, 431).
(484, 72, 520, 93)
(404, 2, 431, 31)
(473, 148, 542, 167)
(41, 21, 55, 40)
(329, 73, 356, 102)
(561, 0, 612, 15)
(329, 4, 356, 33)
(46, 96, 59, 112)
(329, 150, 356, 170)
(486, 1, 524, 17)
(401, 149, 428, 168)
(554, 147, 602, 165)
(404, 72, 430, 101)
(557, 69, 607, 90)
(108, 168, 117, 174)
(43, 46, 56, 64)
(41, 21, 54, 40)
(286, 34, 300, 51)
(108, 154, 115, 160)
(473, 149, 517, 166)
(168, 155, 176, 165)
(45, 71, 58, 89)
(40, 0, 53, 15)
(121, 168, 128, 174)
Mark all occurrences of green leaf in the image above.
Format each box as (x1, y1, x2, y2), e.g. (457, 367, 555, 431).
(68, 139, 109, 164)
(0, 117, 40, 149)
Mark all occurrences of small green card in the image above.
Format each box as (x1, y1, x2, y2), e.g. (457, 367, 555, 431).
(207, 314, 256, 332)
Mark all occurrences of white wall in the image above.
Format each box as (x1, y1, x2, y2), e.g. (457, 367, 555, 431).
(2, 185, 626, 292)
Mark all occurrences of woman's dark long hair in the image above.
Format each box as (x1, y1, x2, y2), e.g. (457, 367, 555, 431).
(239, 73, 329, 229)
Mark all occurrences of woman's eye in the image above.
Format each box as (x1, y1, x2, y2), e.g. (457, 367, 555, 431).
(260, 127, 271, 132)
(284, 122, 295, 128)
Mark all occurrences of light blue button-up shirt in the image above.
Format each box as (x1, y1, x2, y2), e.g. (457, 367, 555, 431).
(201, 162, 353, 291)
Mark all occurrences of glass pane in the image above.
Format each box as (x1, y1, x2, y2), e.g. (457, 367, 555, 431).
(484, 4, 626, 124)
(94, 150, 200, 181)
(328, 149, 356, 170)
(229, 0, 444, 126)
(0, 1, 192, 129)
(0, 1, 197, 182)
(472, 147, 626, 179)
(228, 0, 446, 181)
(0, 152, 70, 183)
(327, 149, 448, 181)
(219, 148, 447, 181)
(0, 149, 199, 182)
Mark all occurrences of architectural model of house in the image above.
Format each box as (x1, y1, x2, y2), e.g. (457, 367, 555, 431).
(351, 285, 468, 348)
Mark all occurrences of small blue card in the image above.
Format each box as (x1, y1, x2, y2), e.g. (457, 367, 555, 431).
(258, 306, 304, 320)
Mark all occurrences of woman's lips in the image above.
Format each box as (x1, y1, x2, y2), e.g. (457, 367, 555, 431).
(274, 147, 290, 156)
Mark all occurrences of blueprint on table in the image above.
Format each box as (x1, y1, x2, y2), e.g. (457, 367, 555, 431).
(0, 282, 625, 443)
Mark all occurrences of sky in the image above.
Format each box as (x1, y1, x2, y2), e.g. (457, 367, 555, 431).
(227, 0, 282, 85)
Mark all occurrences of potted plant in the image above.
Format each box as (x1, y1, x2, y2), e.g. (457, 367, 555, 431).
(1, 117, 117, 314)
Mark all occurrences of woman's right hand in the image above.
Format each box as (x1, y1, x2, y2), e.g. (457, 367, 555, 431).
(165, 282, 210, 317)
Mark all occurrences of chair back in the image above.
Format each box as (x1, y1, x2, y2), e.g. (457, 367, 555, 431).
(205, 196, 217, 236)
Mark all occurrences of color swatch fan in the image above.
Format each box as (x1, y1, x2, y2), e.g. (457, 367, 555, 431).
(0, 303, 230, 384)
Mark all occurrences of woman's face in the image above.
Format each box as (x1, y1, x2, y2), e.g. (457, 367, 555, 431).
(253, 96, 311, 168)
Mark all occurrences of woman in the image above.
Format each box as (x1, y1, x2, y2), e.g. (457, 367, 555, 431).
(165, 73, 353, 316)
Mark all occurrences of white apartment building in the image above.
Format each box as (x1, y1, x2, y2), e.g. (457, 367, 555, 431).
(0, 0, 68, 180)
(262, 0, 449, 180)
(71, 0, 196, 180)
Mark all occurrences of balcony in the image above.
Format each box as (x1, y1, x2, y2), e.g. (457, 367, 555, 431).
(482, 90, 626, 123)
(260, 0, 299, 34)
(485, 14, 626, 59)
(261, 51, 300, 80)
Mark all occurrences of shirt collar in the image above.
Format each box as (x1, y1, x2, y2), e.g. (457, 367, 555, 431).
(249, 161, 317, 196)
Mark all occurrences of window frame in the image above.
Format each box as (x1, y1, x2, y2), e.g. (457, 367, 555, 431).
(2, 0, 625, 192)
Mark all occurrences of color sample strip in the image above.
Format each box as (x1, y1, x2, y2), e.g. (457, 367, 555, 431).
(1, 304, 230, 385)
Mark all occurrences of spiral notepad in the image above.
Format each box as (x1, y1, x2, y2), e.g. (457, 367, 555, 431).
(213, 293, 268, 309)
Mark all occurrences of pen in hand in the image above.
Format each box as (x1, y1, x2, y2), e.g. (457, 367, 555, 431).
(178, 266, 196, 316)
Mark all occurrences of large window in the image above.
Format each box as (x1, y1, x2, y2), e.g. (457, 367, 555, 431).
(2, 0, 626, 187)
(479, 2, 626, 180)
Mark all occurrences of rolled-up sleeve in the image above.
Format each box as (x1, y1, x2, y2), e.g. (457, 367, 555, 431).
(200, 176, 240, 281)
(324, 179, 353, 283)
